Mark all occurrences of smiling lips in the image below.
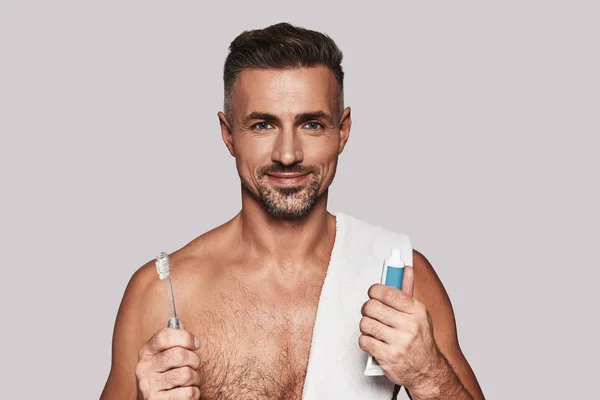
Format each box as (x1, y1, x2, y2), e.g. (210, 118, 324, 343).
(265, 172, 310, 185)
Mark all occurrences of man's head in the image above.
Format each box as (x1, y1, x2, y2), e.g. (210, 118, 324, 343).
(223, 22, 345, 123)
(219, 23, 351, 219)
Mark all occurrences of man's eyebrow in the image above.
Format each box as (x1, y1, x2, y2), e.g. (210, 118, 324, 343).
(295, 111, 333, 123)
(245, 112, 279, 122)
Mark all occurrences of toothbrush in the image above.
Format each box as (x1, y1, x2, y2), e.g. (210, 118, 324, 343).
(155, 252, 180, 329)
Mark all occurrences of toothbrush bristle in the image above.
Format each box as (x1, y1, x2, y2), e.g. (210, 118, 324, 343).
(155, 252, 172, 279)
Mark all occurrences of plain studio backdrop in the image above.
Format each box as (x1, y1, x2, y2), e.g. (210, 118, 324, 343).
(1, 1, 598, 398)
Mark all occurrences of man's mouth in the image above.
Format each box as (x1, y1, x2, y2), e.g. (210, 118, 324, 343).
(264, 172, 310, 185)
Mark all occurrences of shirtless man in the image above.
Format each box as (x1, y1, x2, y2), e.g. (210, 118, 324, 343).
(100, 23, 484, 400)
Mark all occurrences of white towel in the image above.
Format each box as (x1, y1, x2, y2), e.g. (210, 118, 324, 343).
(302, 211, 413, 399)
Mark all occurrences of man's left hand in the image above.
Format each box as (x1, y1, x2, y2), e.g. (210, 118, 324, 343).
(359, 266, 445, 391)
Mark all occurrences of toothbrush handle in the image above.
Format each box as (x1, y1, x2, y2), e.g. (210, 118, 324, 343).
(165, 277, 180, 329)
(168, 317, 180, 329)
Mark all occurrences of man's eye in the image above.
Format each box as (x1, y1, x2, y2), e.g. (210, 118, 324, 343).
(304, 122, 324, 130)
(253, 122, 273, 130)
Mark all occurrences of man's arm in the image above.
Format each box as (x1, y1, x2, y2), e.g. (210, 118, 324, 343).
(100, 262, 163, 400)
(361, 249, 484, 399)
(407, 249, 484, 400)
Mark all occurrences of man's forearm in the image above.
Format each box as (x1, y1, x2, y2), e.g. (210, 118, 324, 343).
(406, 354, 474, 400)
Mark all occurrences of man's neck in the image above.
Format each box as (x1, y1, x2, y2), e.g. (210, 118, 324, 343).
(233, 199, 336, 267)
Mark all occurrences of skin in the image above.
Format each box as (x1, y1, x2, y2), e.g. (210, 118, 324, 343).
(99, 66, 485, 400)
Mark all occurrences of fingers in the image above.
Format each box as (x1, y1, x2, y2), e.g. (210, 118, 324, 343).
(358, 334, 387, 360)
(368, 283, 415, 314)
(136, 322, 202, 400)
(156, 386, 200, 400)
(359, 316, 395, 344)
(140, 327, 200, 358)
(154, 346, 201, 373)
(361, 298, 404, 328)
(153, 366, 201, 391)
(401, 266, 414, 296)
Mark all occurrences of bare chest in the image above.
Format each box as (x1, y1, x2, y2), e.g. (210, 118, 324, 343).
(189, 283, 323, 400)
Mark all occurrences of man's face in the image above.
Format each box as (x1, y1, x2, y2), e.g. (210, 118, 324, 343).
(219, 66, 351, 219)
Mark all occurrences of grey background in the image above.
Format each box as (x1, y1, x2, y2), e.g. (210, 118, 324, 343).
(1, 1, 598, 398)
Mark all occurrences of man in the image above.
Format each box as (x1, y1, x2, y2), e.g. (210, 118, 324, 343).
(100, 22, 484, 400)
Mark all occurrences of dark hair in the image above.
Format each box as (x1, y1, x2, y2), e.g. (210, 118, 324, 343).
(223, 22, 344, 121)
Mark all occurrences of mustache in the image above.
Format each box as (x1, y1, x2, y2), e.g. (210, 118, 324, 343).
(258, 164, 318, 176)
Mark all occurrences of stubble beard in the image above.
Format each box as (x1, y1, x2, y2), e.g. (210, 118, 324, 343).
(241, 166, 323, 219)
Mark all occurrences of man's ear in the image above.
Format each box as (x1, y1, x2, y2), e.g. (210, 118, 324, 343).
(337, 106, 352, 155)
(218, 111, 235, 157)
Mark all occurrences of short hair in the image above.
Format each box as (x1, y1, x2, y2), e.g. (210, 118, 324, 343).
(223, 22, 344, 122)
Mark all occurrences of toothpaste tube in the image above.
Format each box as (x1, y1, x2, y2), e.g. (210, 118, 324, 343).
(364, 247, 405, 376)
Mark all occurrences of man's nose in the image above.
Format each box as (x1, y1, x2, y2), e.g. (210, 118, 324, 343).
(271, 127, 303, 166)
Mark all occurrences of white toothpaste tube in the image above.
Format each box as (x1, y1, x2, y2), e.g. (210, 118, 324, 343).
(364, 247, 405, 376)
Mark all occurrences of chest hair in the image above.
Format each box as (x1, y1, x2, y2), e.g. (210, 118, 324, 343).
(192, 278, 323, 400)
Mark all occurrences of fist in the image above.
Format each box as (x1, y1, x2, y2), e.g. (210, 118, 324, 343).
(358, 267, 443, 389)
(135, 325, 201, 400)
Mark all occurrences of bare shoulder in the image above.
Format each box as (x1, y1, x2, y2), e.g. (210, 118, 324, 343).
(123, 256, 180, 334)
(411, 249, 485, 399)
(99, 258, 167, 399)
(117, 222, 233, 341)
(411, 249, 457, 339)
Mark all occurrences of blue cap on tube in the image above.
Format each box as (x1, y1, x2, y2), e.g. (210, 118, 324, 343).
(384, 248, 405, 289)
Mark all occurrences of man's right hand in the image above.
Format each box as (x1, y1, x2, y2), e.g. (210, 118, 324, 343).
(135, 325, 201, 400)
